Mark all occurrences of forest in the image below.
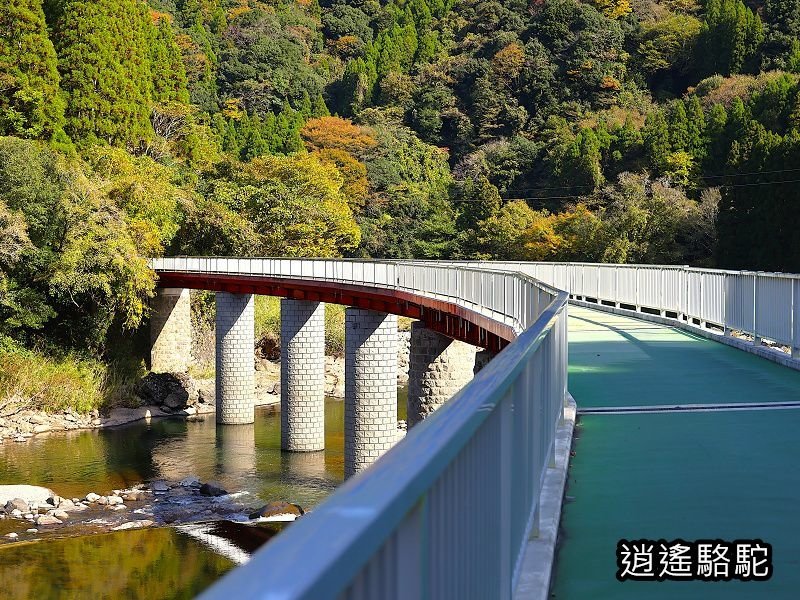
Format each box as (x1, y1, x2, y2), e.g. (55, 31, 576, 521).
(1, 0, 800, 408)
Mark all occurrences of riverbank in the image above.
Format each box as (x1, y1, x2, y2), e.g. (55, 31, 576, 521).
(1, 331, 411, 443)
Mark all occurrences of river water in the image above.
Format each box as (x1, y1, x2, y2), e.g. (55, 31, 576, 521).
(0, 392, 407, 599)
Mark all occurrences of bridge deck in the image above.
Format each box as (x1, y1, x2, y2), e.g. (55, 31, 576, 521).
(553, 306, 800, 598)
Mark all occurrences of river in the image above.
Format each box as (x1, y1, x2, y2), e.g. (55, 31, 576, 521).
(0, 392, 408, 599)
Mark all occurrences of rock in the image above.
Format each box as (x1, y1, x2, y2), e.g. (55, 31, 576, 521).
(26, 528, 38, 534)
(183, 406, 197, 416)
(35, 514, 62, 526)
(32, 424, 50, 434)
(180, 476, 200, 488)
(85, 493, 100, 503)
(24, 513, 34, 520)
(4, 532, 18, 540)
(46, 495, 60, 506)
(28, 415, 47, 425)
(0, 486, 55, 506)
(136, 372, 198, 409)
(4, 498, 29, 513)
(111, 519, 154, 531)
(106, 495, 124, 505)
(111, 504, 127, 511)
(249, 501, 304, 520)
(122, 491, 143, 502)
(63, 413, 77, 422)
(95, 496, 108, 505)
(10, 509, 22, 518)
(91, 418, 102, 426)
(196, 382, 214, 405)
(151, 481, 169, 493)
(199, 482, 227, 497)
(58, 499, 76, 510)
(53, 510, 69, 520)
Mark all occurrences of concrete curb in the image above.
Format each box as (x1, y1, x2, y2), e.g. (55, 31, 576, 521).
(571, 299, 800, 372)
(513, 393, 577, 600)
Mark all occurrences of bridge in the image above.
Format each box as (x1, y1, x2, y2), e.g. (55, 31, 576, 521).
(149, 258, 800, 598)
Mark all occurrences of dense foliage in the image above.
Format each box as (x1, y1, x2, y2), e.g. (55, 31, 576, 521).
(2, 0, 800, 397)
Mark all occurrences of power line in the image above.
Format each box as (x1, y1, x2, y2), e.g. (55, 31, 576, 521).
(493, 178, 800, 203)
(500, 166, 800, 195)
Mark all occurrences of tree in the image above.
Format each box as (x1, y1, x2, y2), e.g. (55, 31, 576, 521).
(51, 0, 155, 147)
(0, 0, 66, 140)
(700, 0, 763, 76)
(300, 116, 377, 155)
(211, 154, 362, 257)
(150, 13, 190, 104)
(0, 137, 154, 350)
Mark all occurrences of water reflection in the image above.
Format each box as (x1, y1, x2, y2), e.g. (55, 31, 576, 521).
(0, 527, 235, 600)
(0, 393, 404, 507)
(0, 391, 407, 599)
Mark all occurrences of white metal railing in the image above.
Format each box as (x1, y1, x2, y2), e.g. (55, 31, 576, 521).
(150, 257, 563, 336)
(433, 262, 800, 358)
(150, 257, 568, 599)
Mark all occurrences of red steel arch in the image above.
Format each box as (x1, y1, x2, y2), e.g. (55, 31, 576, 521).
(156, 271, 513, 352)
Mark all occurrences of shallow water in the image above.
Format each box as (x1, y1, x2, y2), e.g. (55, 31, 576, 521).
(0, 391, 408, 598)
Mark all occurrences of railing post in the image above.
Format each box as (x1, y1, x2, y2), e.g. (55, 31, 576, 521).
(792, 277, 799, 359)
(753, 273, 761, 346)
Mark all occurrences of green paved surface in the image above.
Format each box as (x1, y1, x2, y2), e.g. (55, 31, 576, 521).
(552, 307, 800, 599)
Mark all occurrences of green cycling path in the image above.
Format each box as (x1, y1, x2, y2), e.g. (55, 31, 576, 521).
(552, 306, 800, 599)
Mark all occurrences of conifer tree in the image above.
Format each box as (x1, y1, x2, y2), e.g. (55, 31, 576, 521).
(0, 0, 65, 139)
(668, 101, 689, 151)
(52, 0, 154, 147)
(150, 15, 190, 104)
(643, 109, 671, 171)
(685, 96, 707, 158)
(311, 94, 330, 118)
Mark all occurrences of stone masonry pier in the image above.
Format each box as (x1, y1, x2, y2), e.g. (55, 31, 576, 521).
(280, 299, 326, 452)
(150, 288, 191, 374)
(344, 309, 398, 478)
(215, 292, 255, 424)
(407, 321, 478, 427)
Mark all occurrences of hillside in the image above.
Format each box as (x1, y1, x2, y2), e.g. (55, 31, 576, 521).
(1, 0, 799, 407)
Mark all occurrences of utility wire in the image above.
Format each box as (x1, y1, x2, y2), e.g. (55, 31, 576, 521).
(500, 166, 800, 195)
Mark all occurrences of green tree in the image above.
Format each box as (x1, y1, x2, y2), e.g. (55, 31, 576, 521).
(0, 0, 66, 140)
(700, 0, 763, 76)
(51, 0, 154, 147)
(150, 15, 190, 104)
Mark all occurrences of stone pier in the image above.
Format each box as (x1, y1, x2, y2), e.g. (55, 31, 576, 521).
(150, 288, 191, 373)
(407, 322, 477, 427)
(344, 309, 398, 478)
(281, 299, 326, 451)
(215, 292, 255, 424)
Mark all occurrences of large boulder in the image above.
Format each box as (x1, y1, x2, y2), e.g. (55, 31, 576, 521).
(0, 485, 56, 507)
(249, 501, 304, 520)
(199, 482, 228, 497)
(136, 372, 198, 409)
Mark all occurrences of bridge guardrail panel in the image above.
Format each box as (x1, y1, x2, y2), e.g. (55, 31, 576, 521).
(755, 274, 793, 345)
(725, 273, 756, 333)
